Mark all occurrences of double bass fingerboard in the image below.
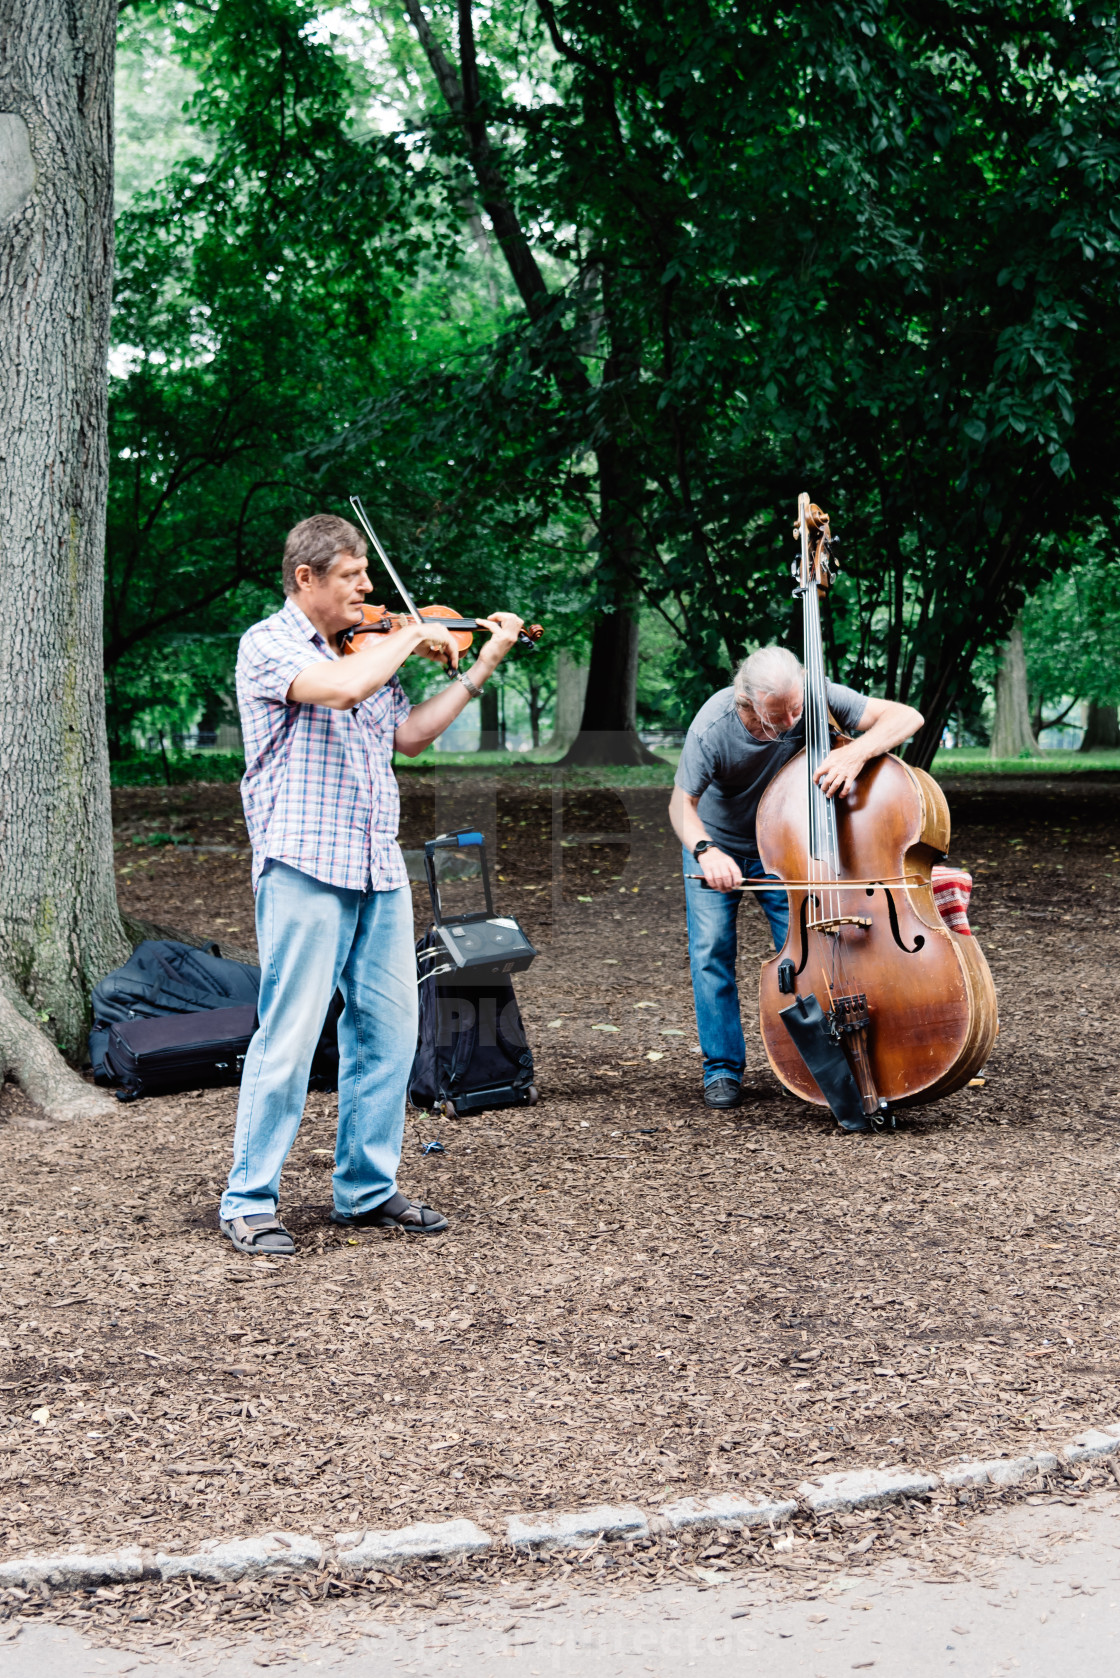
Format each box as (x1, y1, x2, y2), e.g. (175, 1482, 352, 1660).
(796, 495, 841, 875)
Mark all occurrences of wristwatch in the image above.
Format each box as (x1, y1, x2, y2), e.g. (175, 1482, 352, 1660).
(692, 839, 715, 860)
(455, 671, 484, 699)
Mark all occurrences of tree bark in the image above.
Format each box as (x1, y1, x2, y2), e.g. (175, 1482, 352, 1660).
(1080, 700, 1120, 751)
(0, 0, 125, 1118)
(560, 600, 652, 764)
(562, 419, 657, 766)
(405, 0, 654, 766)
(990, 619, 1042, 760)
(477, 684, 504, 752)
(540, 648, 589, 755)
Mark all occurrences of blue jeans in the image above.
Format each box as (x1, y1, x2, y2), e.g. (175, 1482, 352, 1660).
(220, 861, 418, 1222)
(682, 846, 789, 1088)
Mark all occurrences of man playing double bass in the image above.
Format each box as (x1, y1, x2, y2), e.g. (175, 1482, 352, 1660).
(669, 647, 923, 1110)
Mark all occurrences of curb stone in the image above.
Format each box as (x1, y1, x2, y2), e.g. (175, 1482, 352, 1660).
(157, 1533, 323, 1583)
(335, 1520, 491, 1572)
(656, 1495, 798, 1533)
(797, 1467, 939, 1514)
(507, 1504, 648, 1551)
(939, 1453, 1058, 1490)
(2, 1421, 1117, 1594)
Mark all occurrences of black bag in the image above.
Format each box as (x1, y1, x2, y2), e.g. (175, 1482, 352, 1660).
(407, 831, 537, 1118)
(105, 1005, 258, 1102)
(90, 939, 341, 1098)
(92, 939, 261, 1023)
(89, 940, 260, 1080)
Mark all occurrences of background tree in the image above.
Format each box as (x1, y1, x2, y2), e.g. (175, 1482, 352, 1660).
(1021, 548, 1120, 748)
(990, 619, 1041, 760)
(0, 0, 125, 1118)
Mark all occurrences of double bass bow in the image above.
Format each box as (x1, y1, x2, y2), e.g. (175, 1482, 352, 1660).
(754, 494, 998, 1132)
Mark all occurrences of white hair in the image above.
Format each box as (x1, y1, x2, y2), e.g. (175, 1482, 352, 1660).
(733, 646, 804, 707)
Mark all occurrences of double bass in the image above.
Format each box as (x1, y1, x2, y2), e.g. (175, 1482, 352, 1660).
(755, 495, 998, 1132)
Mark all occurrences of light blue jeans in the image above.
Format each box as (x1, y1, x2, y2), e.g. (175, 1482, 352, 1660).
(682, 845, 789, 1087)
(220, 861, 417, 1222)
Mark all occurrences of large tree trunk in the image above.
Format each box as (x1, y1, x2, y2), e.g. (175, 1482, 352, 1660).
(990, 619, 1041, 759)
(561, 430, 658, 767)
(477, 684, 504, 751)
(540, 648, 589, 755)
(1080, 700, 1120, 751)
(405, 0, 654, 768)
(561, 594, 654, 765)
(0, 0, 125, 1119)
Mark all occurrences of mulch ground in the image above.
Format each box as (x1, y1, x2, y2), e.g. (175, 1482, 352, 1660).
(1, 769, 1119, 1645)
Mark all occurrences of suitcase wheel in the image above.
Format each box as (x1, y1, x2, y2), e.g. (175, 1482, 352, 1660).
(527, 1085, 539, 1106)
(443, 1099, 457, 1119)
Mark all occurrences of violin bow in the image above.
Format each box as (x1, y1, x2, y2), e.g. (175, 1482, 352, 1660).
(348, 496, 423, 625)
(348, 493, 542, 653)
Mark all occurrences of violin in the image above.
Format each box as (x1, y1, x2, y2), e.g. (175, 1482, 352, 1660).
(754, 493, 998, 1132)
(342, 494, 543, 668)
(340, 603, 543, 664)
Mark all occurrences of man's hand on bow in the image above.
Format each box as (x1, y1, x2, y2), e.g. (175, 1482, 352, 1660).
(699, 847, 745, 893)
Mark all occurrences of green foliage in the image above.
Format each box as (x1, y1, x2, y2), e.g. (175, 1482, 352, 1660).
(110, 751, 245, 786)
(358, 0, 1120, 758)
(110, 0, 1120, 764)
(1022, 549, 1120, 714)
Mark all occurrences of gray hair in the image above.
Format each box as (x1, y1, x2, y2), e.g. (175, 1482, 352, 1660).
(282, 514, 366, 596)
(733, 646, 804, 707)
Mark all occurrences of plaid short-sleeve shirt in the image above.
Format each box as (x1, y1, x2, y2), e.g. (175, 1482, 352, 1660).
(236, 599, 412, 893)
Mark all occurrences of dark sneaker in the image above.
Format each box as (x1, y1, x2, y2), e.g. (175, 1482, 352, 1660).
(703, 1078, 742, 1110)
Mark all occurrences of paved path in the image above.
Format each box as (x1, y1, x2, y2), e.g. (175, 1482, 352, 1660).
(4, 1492, 1120, 1677)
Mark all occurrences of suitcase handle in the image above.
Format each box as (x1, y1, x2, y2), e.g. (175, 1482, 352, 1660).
(422, 830, 495, 925)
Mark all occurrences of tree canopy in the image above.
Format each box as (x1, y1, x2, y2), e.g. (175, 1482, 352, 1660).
(110, 0, 1120, 762)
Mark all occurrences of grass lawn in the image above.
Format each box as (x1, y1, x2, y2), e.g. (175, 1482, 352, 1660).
(931, 747, 1120, 775)
(110, 744, 1120, 789)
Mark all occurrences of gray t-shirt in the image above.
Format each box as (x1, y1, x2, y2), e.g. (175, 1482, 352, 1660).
(675, 683, 869, 858)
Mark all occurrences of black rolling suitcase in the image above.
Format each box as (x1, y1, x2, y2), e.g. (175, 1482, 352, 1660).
(408, 830, 538, 1118)
(105, 1005, 257, 1102)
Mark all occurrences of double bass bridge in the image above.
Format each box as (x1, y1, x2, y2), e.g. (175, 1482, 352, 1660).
(804, 914, 872, 933)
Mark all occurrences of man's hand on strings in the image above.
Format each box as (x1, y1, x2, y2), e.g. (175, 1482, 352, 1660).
(473, 612, 525, 672)
(699, 847, 745, 893)
(814, 739, 869, 799)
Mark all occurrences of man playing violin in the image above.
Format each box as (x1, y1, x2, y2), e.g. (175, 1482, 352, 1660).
(668, 646, 923, 1110)
(219, 514, 524, 1256)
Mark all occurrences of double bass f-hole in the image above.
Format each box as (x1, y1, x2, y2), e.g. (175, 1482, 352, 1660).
(794, 894, 816, 975)
(881, 886, 925, 955)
